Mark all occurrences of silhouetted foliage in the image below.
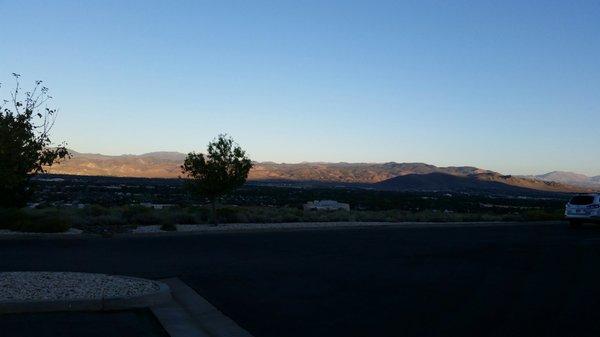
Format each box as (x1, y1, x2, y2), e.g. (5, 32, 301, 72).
(181, 134, 253, 224)
(0, 74, 69, 207)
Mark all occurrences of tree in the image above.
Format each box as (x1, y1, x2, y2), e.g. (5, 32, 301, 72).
(181, 135, 253, 224)
(0, 73, 69, 208)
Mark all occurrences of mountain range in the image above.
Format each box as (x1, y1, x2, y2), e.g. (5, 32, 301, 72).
(522, 171, 600, 189)
(45, 151, 597, 194)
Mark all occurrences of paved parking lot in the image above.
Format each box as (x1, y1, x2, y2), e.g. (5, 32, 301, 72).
(0, 309, 167, 337)
(2, 222, 600, 337)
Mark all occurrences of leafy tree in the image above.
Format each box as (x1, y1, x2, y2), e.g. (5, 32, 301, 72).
(0, 73, 69, 208)
(182, 134, 253, 224)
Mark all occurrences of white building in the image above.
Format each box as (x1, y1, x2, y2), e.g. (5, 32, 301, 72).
(303, 200, 350, 211)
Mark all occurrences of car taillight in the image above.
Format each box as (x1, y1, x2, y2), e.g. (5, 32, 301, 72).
(587, 204, 600, 209)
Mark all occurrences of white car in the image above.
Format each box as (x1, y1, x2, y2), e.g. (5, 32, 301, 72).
(565, 194, 600, 227)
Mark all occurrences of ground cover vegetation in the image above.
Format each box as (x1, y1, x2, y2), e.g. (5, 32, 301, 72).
(2, 177, 567, 233)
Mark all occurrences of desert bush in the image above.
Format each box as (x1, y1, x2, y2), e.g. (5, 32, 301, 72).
(302, 210, 352, 222)
(524, 209, 563, 221)
(126, 210, 165, 226)
(216, 207, 242, 223)
(123, 205, 208, 226)
(119, 206, 206, 226)
(0, 204, 557, 235)
(33, 202, 52, 209)
(188, 207, 211, 222)
(85, 204, 110, 217)
(19, 213, 70, 233)
(0, 208, 70, 233)
(160, 223, 177, 231)
(72, 213, 126, 227)
(122, 205, 150, 219)
(166, 209, 198, 224)
(253, 207, 302, 223)
(0, 208, 28, 230)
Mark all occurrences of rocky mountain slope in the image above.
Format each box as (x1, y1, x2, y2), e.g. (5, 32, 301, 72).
(48, 151, 186, 178)
(48, 151, 492, 182)
(45, 151, 591, 193)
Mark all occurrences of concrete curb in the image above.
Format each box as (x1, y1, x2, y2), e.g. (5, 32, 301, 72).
(0, 275, 171, 314)
(153, 278, 254, 337)
(102, 279, 172, 311)
(151, 299, 211, 337)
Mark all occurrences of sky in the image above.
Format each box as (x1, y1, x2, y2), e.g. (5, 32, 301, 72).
(1, 1, 599, 175)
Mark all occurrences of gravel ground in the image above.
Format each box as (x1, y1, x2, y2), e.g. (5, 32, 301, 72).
(0, 272, 160, 302)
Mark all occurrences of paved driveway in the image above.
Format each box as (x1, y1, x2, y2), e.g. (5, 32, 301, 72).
(2, 222, 600, 337)
(0, 310, 167, 337)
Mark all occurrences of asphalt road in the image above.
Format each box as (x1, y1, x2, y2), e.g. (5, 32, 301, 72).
(2, 222, 600, 337)
(0, 310, 167, 337)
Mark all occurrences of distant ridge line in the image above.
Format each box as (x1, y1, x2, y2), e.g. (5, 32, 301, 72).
(42, 150, 598, 193)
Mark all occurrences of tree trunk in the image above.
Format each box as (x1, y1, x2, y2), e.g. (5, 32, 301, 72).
(211, 198, 219, 226)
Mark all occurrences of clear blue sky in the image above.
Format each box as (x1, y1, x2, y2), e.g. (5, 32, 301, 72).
(1, 1, 599, 175)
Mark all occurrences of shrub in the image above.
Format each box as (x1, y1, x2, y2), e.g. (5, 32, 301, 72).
(166, 209, 198, 224)
(0, 208, 70, 233)
(302, 209, 351, 222)
(188, 207, 211, 222)
(122, 205, 150, 219)
(130, 211, 165, 226)
(524, 209, 563, 221)
(117, 205, 167, 226)
(18, 216, 70, 233)
(0, 208, 28, 230)
(85, 204, 110, 217)
(216, 207, 241, 223)
(72, 213, 127, 227)
(160, 223, 177, 231)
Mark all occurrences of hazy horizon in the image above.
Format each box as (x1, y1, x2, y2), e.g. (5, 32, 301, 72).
(2, 1, 599, 176)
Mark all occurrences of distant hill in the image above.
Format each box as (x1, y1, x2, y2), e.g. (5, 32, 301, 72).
(45, 151, 592, 193)
(249, 162, 492, 183)
(48, 151, 492, 182)
(523, 171, 600, 189)
(49, 151, 186, 178)
(375, 172, 583, 193)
